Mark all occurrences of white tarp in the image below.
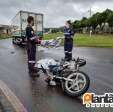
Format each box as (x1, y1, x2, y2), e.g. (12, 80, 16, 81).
(35, 58, 59, 69)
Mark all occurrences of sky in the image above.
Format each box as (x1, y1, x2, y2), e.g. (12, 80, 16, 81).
(0, 0, 113, 27)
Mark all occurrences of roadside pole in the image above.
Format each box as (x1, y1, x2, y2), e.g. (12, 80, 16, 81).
(89, 8, 92, 37)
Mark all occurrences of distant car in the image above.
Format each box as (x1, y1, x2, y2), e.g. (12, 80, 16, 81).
(11, 10, 43, 46)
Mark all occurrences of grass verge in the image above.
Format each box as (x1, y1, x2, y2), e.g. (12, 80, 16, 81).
(44, 33, 113, 48)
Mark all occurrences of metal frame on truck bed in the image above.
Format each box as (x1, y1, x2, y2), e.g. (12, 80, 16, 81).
(11, 10, 43, 46)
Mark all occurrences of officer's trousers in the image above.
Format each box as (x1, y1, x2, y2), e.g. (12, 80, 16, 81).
(27, 42, 36, 72)
(64, 39, 73, 61)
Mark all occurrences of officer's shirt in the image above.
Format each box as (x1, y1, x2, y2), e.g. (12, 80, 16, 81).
(26, 26, 37, 44)
(64, 27, 74, 40)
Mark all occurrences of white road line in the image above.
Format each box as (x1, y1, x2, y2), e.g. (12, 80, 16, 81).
(0, 80, 28, 112)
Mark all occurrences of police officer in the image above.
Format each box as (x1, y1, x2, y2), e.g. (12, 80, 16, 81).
(26, 16, 38, 76)
(64, 20, 74, 61)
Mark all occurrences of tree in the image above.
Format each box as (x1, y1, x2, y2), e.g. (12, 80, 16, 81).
(80, 17, 88, 28)
(97, 9, 112, 29)
(107, 12, 113, 27)
(72, 9, 113, 34)
(107, 12, 113, 33)
(73, 20, 80, 28)
(89, 12, 100, 33)
(72, 20, 82, 32)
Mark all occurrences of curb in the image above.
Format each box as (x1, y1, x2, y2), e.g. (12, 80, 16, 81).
(0, 80, 28, 112)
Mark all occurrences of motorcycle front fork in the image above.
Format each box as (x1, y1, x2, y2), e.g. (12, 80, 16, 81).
(75, 64, 80, 71)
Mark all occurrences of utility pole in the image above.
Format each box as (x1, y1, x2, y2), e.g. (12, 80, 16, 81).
(89, 8, 92, 17)
(89, 8, 92, 37)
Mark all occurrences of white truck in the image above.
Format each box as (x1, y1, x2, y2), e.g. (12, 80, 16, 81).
(11, 10, 43, 46)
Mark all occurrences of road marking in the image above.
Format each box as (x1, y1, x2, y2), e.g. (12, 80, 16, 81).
(0, 80, 28, 112)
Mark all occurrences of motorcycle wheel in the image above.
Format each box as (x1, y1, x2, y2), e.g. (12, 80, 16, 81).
(62, 71, 90, 97)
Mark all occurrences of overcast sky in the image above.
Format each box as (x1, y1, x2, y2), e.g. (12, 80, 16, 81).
(0, 0, 113, 27)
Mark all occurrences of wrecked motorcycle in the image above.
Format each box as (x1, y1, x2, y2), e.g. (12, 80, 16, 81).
(35, 58, 90, 97)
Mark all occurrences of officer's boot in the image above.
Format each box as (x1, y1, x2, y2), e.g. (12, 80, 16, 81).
(68, 53, 72, 61)
(30, 63, 40, 77)
(32, 63, 39, 73)
(28, 63, 39, 77)
(28, 63, 33, 73)
(65, 52, 70, 61)
(65, 52, 69, 61)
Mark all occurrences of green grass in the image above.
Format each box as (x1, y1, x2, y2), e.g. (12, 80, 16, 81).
(44, 32, 63, 40)
(44, 33, 113, 48)
(74, 34, 113, 47)
(0, 34, 11, 39)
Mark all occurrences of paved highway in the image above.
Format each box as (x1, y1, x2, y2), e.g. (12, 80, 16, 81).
(0, 39, 113, 112)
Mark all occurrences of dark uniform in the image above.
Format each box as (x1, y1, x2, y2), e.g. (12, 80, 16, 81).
(26, 25, 37, 72)
(64, 27, 74, 61)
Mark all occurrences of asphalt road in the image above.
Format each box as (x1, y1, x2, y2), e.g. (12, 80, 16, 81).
(0, 39, 113, 112)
